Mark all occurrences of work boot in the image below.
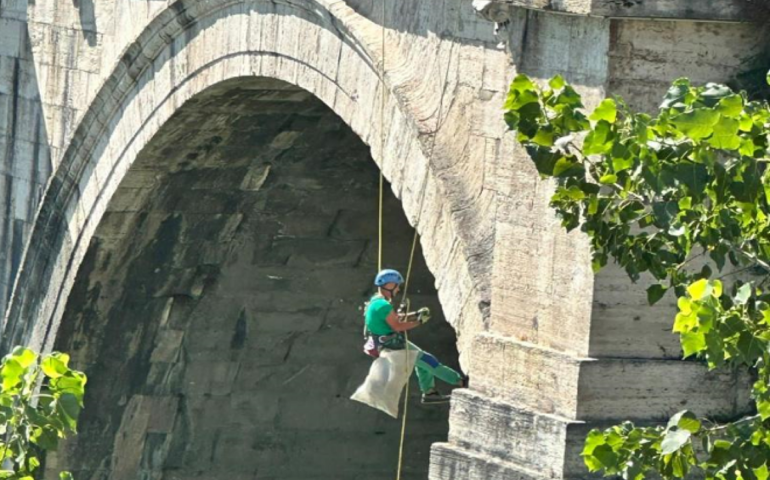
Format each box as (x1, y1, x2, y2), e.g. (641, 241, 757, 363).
(421, 390, 451, 405)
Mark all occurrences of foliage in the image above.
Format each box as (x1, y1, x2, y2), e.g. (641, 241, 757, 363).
(0, 347, 86, 480)
(504, 71, 770, 480)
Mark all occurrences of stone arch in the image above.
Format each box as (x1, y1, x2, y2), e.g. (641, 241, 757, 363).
(45, 75, 462, 480)
(2, 0, 483, 365)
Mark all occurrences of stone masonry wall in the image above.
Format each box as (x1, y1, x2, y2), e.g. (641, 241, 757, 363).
(432, 9, 766, 480)
(0, 1, 52, 315)
(46, 78, 462, 480)
(1, 0, 768, 479)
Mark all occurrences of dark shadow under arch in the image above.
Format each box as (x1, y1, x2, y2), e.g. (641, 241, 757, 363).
(49, 77, 460, 480)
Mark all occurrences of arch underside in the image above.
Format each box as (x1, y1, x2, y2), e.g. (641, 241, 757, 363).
(4, 0, 485, 372)
(49, 78, 461, 479)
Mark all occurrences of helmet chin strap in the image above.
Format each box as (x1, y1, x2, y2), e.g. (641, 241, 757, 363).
(380, 285, 399, 299)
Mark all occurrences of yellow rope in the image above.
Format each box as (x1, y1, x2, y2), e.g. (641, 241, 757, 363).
(396, 328, 409, 480)
(377, 0, 386, 274)
(395, 230, 419, 480)
(374, 2, 426, 478)
(375, 2, 411, 478)
(379, 172, 384, 272)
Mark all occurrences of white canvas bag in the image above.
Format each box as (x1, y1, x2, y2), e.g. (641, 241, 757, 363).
(351, 349, 418, 418)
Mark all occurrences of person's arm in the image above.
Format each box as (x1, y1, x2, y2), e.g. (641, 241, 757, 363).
(386, 309, 421, 332)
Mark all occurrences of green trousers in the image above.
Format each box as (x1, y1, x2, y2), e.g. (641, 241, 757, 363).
(406, 341, 463, 393)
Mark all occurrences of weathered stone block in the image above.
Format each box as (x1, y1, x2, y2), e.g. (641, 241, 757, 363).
(448, 389, 572, 477)
(429, 443, 542, 480)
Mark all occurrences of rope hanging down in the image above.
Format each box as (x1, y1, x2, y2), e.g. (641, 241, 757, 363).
(374, 3, 412, 479)
(376, 1, 450, 478)
(374, 2, 412, 478)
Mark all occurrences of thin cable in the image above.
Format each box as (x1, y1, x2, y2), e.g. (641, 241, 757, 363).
(394, 2, 455, 477)
(396, 330, 409, 480)
(395, 230, 419, 480)
(401, 231, 419, 302)
(377, 0, 387, 274)
(374, 2, 410, 479)
(379, 172, 384, 272)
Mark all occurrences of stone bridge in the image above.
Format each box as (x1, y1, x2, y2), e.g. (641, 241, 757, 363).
(0, 0, 767, 478)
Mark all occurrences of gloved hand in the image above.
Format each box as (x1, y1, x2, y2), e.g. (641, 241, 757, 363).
(417, 307, 431, 324)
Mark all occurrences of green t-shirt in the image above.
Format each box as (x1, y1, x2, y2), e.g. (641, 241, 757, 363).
(365, 295, 394, 335)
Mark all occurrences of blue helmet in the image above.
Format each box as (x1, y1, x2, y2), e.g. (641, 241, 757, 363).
(374, 269, 404, 287)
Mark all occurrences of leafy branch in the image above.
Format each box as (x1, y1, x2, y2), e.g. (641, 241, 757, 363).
(0, 347, 86, 480)
(504, 72, 770, 480)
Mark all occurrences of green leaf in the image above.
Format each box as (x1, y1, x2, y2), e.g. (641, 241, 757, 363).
(754, 464, 769, 480)
(661, 429, 691, 454)
(42, 354, 70, 379)
(51, 374, 87, 404)
(553, 157, 585, 178)
(504, 111, 519, 130)
(716, 94, 744, 118)
(531, 127, 555, 147)
(740, 138, 757, 156)
(674, 162, 709, 195)
(590, 99, 617, 124)
(660, 79, 691, 109)
(681, 331, 706, 357)
(549, 75, 566, 90)
(525, 146, 559, 177)
(566, 186, 586, 200)
(671, 313, 698, 333)
(556, 86, 584, 108)
(599, 174, 618, 185)
(701, 83, 733, 106)
(687, 279, 711, 301)
(1, 359, 24, 391)
(58, 393, 81, 429)
(583, 121, 615, 155)
(709, 117, 741, 150)
(736, 331, 764, 365)
(652, 201, 679, 228)
(583, 429, 605, 455)
(759, 400, 770, 420)
(647, 284, 668, 305)
(60, 472, 74, 480)
(515, 102, 543, 140)
(671, 109, 721, 141)
(668, 410, 701, 434)
(736, 283, 752, 305)
(592, 444, 618, 468)
(510, 74, 536, 94)
(11, 348, 37, 369)
(34, 426, 59, 451)
(506, 89, 540, 111)
(712, 280, 723, 298)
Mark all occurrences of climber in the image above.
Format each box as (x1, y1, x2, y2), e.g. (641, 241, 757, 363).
(363, 268, 467, 405)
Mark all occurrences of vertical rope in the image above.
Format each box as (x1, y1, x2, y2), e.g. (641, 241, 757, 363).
(401, 232, 419, 302)
(396, 329, 409, 480)
(395, 231, 419, 480)
(374, 3, 410, 480)
(377, 0, 387, 274)
(395, 6, 454, 477)
(378, 173, 384, 272)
